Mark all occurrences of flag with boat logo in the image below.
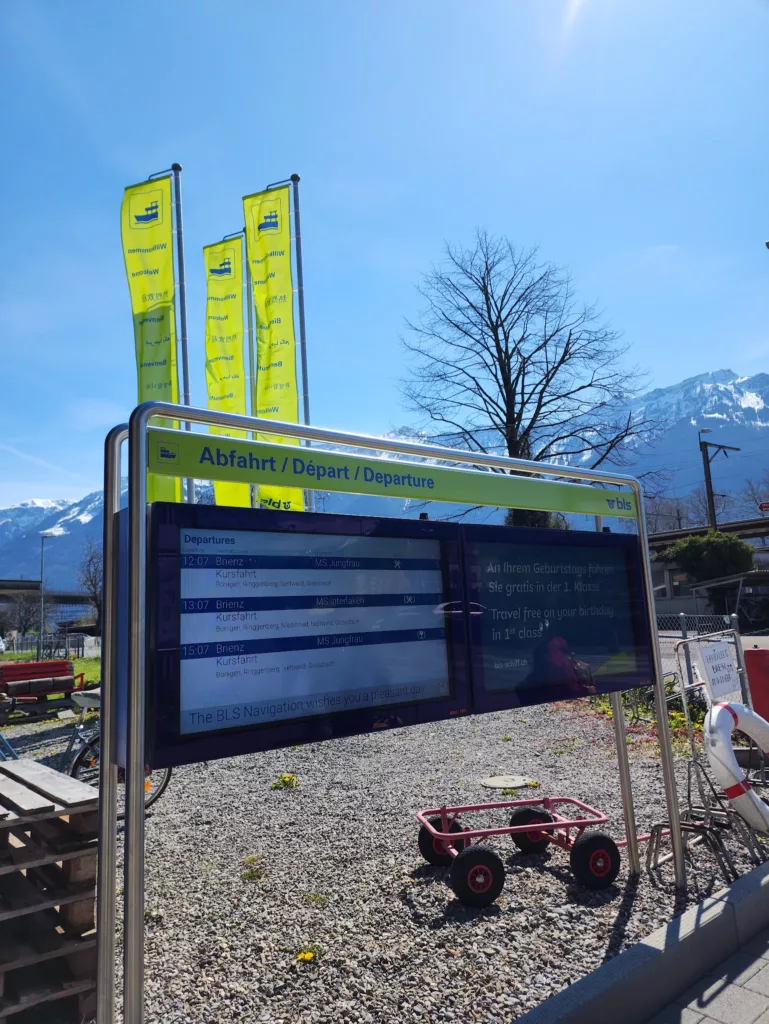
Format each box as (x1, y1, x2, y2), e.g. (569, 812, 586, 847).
(204, 240, 250, 507)
(120, 176, 181, 502)
(242, 186, 303, 512)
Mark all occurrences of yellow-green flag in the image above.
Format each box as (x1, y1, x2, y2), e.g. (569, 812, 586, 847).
(243, 186, 304, 512)
(204, 240, 251, 508)
(120, 177, 181, 503)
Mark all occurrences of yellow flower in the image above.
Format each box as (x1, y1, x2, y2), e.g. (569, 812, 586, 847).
(297, 951, 314, 962)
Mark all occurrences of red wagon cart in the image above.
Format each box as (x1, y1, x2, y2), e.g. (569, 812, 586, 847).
(417, 795, 622, 906)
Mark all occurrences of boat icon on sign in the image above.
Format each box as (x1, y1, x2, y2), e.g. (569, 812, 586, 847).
(134, 201, 159, 224)
(210, 257, 232, 277)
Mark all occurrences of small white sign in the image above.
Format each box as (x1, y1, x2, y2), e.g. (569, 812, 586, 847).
(700, 641, 741, 702)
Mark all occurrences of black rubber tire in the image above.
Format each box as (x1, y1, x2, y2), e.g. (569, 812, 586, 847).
(449, 846, 506, 907)
(70, 734, 172, 820)
(418, 816, 469, 866)
(509, 807, 554, 853)
(569, 832, 621, 890)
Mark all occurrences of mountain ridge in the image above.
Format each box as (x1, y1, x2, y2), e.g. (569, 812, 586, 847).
(3, 368, 769, 589)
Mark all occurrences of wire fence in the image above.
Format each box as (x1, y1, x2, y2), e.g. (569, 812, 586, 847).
(657, 613, 731, 635)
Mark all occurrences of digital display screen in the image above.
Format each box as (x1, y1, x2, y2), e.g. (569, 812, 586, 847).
(465, 529, 652, 707)
(178, 529, 453, 734)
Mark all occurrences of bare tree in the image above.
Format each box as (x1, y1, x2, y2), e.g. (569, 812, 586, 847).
(401, 232, 655, 526)
(11, 593, 39, 636)
(77, 540, 103, 634)
(683, 485, 735, 528)
(739, 474, 769, 519)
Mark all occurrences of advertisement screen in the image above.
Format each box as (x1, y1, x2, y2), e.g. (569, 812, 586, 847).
(177, 529, 453, 735)
(464, 527, 653, 708)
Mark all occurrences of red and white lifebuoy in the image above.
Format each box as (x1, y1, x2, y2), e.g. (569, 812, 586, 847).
(703, 702, 769, 833)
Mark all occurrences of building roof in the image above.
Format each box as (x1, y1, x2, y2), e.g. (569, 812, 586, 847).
(689, 570, 769, 593)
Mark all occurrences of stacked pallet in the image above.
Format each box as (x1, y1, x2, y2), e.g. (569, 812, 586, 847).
(0, 760, 98, 1022)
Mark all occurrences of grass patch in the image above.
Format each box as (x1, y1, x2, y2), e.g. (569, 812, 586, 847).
(270, 773, 300, 791)
(500, 788, 519, 798)
(499, 735, 513, 742)
(241, 856, 266, 882)
(302, 892, 330, 906)
(241, 866, 266, 882)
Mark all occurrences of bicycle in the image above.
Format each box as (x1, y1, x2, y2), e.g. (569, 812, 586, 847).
(67, 689, 172, 818)
(0, 692, 171, 817)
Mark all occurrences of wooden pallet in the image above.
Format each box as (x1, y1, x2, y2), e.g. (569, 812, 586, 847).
(0, 760, 98, 1022)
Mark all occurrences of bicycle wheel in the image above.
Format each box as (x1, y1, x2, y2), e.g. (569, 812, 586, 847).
(70, 734, 171, 819)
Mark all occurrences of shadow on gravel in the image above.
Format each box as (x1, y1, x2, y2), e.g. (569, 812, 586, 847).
(399, 865, 502, 928)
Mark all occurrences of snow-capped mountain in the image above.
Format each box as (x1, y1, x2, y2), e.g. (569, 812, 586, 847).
(1, 369, 767, 590)
(0, 493, 105, 591)
(0, 499, 73, 547)
(623, 369, 769, 497)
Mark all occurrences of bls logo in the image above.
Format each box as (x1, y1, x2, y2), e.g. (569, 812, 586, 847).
(158, 442, 178, 461)
(129, 188, 164, 230)
(209, 247, 235, 278)
(253, 195, 282, 236)
(605, 497, 633, 511)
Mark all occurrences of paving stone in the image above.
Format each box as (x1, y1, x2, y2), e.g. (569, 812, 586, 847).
(712, 950, 767, 987)
(678, 973, 769, 1024)
(745, 964, 769, 998)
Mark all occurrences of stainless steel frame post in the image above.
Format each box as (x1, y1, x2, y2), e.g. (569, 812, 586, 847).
(124, 407, 150, 1023)
(731, 613, 752, 708)
(96, 425, 127, 1024)
(601, 500, 639, 875)
(634, 482, 686, 888)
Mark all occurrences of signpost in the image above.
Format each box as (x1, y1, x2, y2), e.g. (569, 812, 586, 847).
(700, 640, 742, 703)
(759, 502, 769, 514)
(99, 401, 686, 1024)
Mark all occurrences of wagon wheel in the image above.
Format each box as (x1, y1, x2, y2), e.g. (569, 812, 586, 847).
(449, 846, 505, 907)
(418, 816, 469, 866)
(569, 832, 621, 889)
(509, 807, 554, 854)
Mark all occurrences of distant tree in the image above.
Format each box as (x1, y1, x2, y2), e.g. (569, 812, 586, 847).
(503, 508, 569, 530)
(77, 540, 103, 634)
(0, 607, 13, 638)
(656, 531, 754, 583)
(11, 593, 39, 635)
(400, 231, 656, 527)
(739, 473, 769, 519)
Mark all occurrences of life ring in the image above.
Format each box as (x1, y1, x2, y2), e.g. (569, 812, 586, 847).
(703, 702, 769, 833)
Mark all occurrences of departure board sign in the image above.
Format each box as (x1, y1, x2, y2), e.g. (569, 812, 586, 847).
(137, 506, 653, 768)
(147, 504, 469, 768)
(178, 530, 452, 734)
(464, 525, 653, 710)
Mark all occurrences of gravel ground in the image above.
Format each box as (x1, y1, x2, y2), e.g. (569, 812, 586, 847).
(4, 702, 762, 1024)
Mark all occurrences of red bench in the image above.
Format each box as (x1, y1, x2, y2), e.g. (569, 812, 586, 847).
(0, 660, 85, 699)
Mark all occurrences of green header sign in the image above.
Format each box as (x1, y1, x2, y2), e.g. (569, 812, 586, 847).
(147, 429, 637, 518)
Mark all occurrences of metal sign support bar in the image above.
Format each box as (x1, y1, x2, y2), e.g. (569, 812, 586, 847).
(101, 400, 685, 1024)
(95, 426, 126, 1024)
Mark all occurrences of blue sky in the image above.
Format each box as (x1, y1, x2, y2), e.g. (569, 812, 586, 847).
(1, 0, 768, 506)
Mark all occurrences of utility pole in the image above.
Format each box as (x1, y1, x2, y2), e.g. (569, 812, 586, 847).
(698, 428, 740, 530)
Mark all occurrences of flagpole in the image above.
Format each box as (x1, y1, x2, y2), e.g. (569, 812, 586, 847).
(225, 228, 258, 508)
(171, 163, 195, 503)
(290, 174, 313, 512)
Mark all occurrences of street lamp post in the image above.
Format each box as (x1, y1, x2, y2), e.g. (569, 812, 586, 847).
(698, 427, 740, 530)
(38, 533, 54, 660)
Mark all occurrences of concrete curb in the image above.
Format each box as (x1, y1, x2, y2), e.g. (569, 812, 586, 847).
(515, 860, 769, 1024)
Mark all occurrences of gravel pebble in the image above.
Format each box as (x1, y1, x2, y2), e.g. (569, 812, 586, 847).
(5, 701, 761, 1023)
